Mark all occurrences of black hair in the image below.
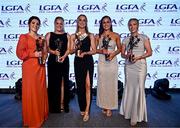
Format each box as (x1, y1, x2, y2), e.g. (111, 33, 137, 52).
(28, 16, 41, 25)
(99, 15, 113, 37)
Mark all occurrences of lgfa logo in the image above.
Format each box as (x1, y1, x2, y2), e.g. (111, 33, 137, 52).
(150, 60, 173, 67)
(77, 3, 108, 13)
(0, 46, 13, 54)
(166, 73, 180, 80)
(152, 32, 176, 40)
(139, 17, 162, 26)
(94, 18, 122, 27)
(146, 71, 158, 80)
(170, 18, 180, 26)
(4, 33, 20, 41)
(39, 3, 69, 13)
(6, 60, 22, 67)
(154, 4, 179, 12)
(168, 46, 180, 54)
(0, 72, 15, 80)
(115, 3, 146, 12)
(1, 4, 31, 13)
(64, 19, 77, 27)
(0, 18, 11, 27)
(19, 19, 28, 27)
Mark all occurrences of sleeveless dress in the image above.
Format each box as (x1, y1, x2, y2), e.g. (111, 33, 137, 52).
(16, 34, 48, 127)
(47, 32, 70, 113)
(96, 39, 118, 109)
(120, 34, 148, 123)
(74, 36, 94, 112)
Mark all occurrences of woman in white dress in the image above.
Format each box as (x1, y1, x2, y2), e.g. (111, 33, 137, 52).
(120, 18, 152, 126)
(96, 16, 121, 117)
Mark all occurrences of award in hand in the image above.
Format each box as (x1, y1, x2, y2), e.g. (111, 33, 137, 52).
(55, 38, 63, 63)
(75, 32, 87, 57)
(36, 36, 45, 65)
(127, 36, 140, 63)
(75, 38, 82, 57)
(102, 35, 111, 61)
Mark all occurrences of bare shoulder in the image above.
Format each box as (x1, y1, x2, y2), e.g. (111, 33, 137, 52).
(113, 32, 120, 38)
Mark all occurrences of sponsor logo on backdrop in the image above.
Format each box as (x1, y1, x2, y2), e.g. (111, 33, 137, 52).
(64, 19, 77, 27)
(4, 34, 20, 41)
(146, 71, 158, 80)
(118, 71, 123, 80)
(94, 18, 125, 27)
(42, 18, 49, 27)
(77, 3, 108, 13)
(19, 19, 28, 27)
(0, 18, 11, 27)
(150, 59, 180, 67)
(39, 3, 69, 13)
(168, 46, 180, 54)
(0, 46, 14, 55)
(166, 73, 180, 80)
(119, 33, 131, 39)
(0, 72, 15, 80)
(154, 4, 180, 12)
(1, 4, 31, 13)
(6, 60, 22, 68)
(154, 45, 160, 53)
(115, 3, 146, 12)
(139, 17, 162, 26)
(118, 60, 125, 67)
(152, 32, 180, 40)
(170, 18, 180, 26)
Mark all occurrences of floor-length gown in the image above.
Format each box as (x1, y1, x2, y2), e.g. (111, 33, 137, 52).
(96, 39, 118, 109)
(120, 34, 148, 123)
(47, 32, 70, 113)
(16, 34, 48, 127)
(74, 36, 94, 112)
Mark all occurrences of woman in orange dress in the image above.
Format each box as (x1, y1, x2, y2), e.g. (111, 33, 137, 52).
(16, 16, 49, 127)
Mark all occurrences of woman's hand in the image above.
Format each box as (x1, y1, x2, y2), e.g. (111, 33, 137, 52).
(34, 51, 42, 57)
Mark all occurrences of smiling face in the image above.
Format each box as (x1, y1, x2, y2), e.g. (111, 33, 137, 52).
(54, 18, 64, 32)
(77, 15, 87, 29)
(29, 19, 40, 33)
(128, 19, 139, 34)
(102, 17, 112, 31)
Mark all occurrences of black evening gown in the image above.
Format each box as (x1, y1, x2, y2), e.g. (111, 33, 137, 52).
(74, 36, 94, 112)
(47, 32, 70, 113)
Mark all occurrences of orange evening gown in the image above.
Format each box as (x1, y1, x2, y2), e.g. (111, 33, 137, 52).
(16, 34, 49, 127)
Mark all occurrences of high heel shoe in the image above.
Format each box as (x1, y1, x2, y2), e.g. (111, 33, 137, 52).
(102, 109, 107, 114)
(83, 112, 89, 122)
(106, 110, 112, 117)
(130, 120, 137, 126)
(60, 103, 64, 112)
(80, 111, 85, 116)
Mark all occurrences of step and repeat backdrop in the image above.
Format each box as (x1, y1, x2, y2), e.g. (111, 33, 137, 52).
(0, 0, 180, 88)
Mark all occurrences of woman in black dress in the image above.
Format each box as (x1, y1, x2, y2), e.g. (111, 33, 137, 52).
(70, 14, 96, 121)
(46, 17, 70, 113)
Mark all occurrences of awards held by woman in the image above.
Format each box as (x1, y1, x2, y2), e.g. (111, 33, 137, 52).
(75, 32, 87, 57)
(102, 35, 111, 61)
(127, 36, 140, 63)
(36, 36, 46, 65)
(55, 38, 63, 63)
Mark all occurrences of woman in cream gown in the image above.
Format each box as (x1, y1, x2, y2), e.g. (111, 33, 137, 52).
(96, 16, 121, 117)
(120, 18, 152, 126)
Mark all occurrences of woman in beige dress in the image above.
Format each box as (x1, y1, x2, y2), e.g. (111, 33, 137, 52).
(96, 16, 121, 117)
(120, 18, 152, 126)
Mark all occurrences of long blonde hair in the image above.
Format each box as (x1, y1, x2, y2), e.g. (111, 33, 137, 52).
(75, 14, 89, 34)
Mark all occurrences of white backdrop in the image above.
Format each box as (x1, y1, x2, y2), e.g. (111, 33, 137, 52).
(0, 0, 180, 88)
